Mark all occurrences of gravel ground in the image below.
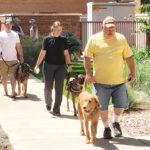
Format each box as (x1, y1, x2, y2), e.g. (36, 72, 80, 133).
(0, 126, 13, 150)
(120, 110, 150, 136)
(0, 110, 149, 150)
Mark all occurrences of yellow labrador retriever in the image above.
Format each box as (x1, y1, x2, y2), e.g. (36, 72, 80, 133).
(77, 79, 101, 144)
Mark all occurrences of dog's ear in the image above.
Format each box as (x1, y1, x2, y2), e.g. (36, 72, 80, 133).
(29, 69, 33, 73)
(75, 72, 80, 79)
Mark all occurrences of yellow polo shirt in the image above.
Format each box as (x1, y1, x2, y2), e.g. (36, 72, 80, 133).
(84, 32, 133, 84)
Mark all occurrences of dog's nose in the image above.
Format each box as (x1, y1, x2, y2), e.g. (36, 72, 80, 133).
(83, 106, 86, 110)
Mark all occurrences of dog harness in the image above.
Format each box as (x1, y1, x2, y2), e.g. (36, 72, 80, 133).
(67, 79, 83, 93)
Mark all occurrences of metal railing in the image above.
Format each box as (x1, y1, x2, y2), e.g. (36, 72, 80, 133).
(80, 21, 146, 49)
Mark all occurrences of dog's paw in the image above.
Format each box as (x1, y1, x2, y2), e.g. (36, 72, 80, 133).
(90, 138, 96, 144)
(80, 131, 85, 136)
(85, 138, 90, 144)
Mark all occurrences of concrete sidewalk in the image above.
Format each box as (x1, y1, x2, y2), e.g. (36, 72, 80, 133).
(0, 75, 150, 150)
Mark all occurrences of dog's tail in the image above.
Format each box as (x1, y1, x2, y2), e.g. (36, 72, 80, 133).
(82, 78, 87, 91)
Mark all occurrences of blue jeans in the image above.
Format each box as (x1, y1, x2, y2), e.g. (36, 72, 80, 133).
(93, 83, 128, 110)
(42, 61, 66, 114)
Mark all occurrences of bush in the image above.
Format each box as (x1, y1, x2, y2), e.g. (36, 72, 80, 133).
(21, 36, 42, 68)
(126, 47, 150, 109)
(127, 84, 150, 110)
(131, 47, 150, 64)
(61, 32, 82, 54)
(131, 60, 150, 92)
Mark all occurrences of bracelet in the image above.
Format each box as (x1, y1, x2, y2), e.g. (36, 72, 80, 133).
(67, 64, 72, 66)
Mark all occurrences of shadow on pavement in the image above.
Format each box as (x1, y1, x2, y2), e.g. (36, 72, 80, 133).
(95, 137, 150, 149)
(59, 114, 78, 120)
(12, 93, 42, 101)
(49, 112, 78, 120)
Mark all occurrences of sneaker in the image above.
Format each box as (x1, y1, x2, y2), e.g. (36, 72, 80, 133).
(55, 113, 61, 116)
(46, 105, 51, 111)
(52, 112, 61, 116)
(112, 122, 122, 137)
(103, 127, 112, 139)
(10, 92, 17, 98)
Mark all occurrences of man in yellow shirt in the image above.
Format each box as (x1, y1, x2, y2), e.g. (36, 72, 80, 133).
(84, 16, 135, 139)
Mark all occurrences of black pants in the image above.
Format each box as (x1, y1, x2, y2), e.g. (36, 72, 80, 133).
(43, 61, 66, 114)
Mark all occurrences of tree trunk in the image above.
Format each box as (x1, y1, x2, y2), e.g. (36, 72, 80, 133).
(146, 34, 150, 46)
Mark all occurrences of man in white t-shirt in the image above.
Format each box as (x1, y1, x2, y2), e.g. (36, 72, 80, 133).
(0, 18, 24, 98)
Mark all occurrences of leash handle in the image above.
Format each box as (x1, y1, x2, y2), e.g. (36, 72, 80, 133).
(66, 72, 71, 79)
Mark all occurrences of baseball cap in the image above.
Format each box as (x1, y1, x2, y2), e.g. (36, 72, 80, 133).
(29, 18, 36, 23)
(103, 16, 116, 28)
(5, 18, 13, 24)
(13, 17, 21, 22)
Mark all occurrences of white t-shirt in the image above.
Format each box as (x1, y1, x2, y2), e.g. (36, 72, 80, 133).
(0, 30, 20, 61)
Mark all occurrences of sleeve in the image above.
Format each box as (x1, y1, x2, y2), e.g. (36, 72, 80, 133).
(122, 37, 133, 59)
(83, 37, 94, 58)
(16, 34, 20, 43)
(42, 37, 47, 51)
(64, 38, 68, 50)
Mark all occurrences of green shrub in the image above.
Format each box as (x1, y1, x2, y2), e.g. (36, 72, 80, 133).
(127, 84, 150, 110)
(131, 60, 150, 92)
(70, 52, 80, 61)
(126, 47, 150, 109)
(141, 4, 150, 13)
(21, 36, 42, 68)
(61, 32, 82, 54)
(131, 47, 150, 64)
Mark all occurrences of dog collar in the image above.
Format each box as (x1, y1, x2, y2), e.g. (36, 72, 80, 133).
(70, 87, 82, 93)
(92, 111, 96, 115)
(92, 107, 97, 115)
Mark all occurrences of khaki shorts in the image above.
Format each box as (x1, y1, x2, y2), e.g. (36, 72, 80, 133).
(0, 60, 18, 76)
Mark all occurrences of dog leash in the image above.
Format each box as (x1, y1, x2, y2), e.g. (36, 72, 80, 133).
(1, 57, 18, 74)
(1, 52, 18, 67)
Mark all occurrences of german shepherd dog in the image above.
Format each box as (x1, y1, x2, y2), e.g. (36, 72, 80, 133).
(65, 72, 85, 116)
(16, 63, 31, 98)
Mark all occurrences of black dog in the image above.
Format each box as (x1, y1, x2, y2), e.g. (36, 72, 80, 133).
(65, 72, 85, 116)
(16, 63, 32, 98)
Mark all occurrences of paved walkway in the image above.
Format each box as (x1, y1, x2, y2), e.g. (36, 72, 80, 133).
(0, 75, 150, 150)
